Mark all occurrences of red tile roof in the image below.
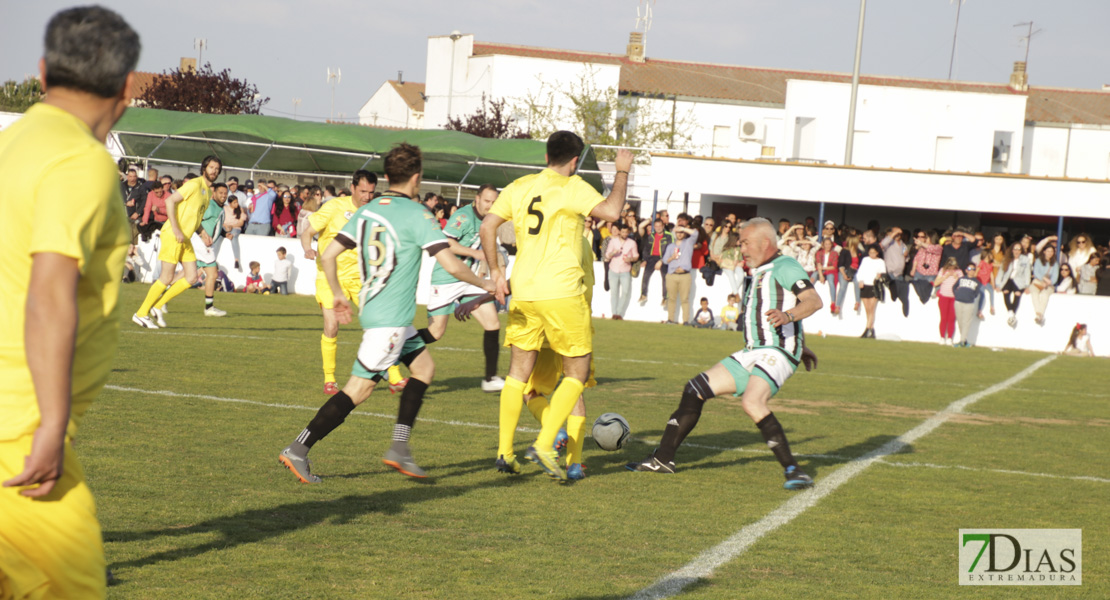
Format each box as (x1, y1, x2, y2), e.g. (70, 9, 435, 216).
(472, 42, 1110, 125)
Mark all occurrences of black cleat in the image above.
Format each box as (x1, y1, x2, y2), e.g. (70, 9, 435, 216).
(625, 451, 675, 474)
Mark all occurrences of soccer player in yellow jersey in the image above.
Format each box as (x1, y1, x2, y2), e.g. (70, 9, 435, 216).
(132, 154, 223, 328)
(300, 170, 404, 394)
(479, 130, 633, 481)
(0, 7, 139, 598)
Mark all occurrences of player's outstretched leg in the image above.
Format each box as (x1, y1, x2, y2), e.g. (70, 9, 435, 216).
(627, 372, 712, 473)
(278, 391, 357, 483)
(565, 397, 587, 480)
(756, 413, 813, 490)
(496, 377, 527, 474)
(480, 329, 505, 392)
(383, 377, 428, 478)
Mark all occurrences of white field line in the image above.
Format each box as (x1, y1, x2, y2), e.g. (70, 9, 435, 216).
(876, 459, 1110, 484)
(628, 354, 1057, 600)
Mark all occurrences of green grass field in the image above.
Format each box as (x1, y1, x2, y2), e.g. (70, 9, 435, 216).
(87, 285, 1106, 599)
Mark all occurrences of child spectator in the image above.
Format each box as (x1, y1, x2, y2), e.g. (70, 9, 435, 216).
(953, 263, 986, 347)
(692, 297, 714, 329)
(273, 247, 292, 295)
(934, 257, 961, 346)
(244, 261, 266, 294)
(720, 294, 740, 331)
(1061, 323, 1094, 357)
(975, 252, 996, 315)
(1077, 253, 1099, 295)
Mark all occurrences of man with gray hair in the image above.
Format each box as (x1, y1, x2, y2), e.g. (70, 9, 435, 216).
(0, 6, 140, 598)
(629, 218, 823, 490)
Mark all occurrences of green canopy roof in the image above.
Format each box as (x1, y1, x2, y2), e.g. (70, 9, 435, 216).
(112, 108, 603, 191)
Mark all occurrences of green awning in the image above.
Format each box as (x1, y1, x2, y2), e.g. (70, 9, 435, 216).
(112, 108, 604, 191)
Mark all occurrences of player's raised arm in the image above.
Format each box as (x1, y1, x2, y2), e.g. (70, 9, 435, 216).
(589, 148, 634, 223)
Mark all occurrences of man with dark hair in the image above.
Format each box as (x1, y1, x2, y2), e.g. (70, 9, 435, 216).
(279, 144, 493, 482)
(941, 228, 973, 271)
(605, 222, 638, 319)
(479, 130, 633, 481)
(189, 181, 229, 316)
(638, 218, 672, 305)
(133, 154, 222, 328)
(121, 165, 146, 243)
(425, 183, 505, 391)
(226, 176, 246, 206)
(246, 178, 276, 235)
(299, 169, 400, 394)
(0, 7, 139, 597)
(629, 218, 822, 490)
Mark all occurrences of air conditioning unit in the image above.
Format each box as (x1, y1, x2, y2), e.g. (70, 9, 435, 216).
(992, 142, 1009, 163)
(738, 120, 765, 141)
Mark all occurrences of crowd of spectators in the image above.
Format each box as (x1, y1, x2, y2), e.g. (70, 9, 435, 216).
(581, 205, 1110, 343)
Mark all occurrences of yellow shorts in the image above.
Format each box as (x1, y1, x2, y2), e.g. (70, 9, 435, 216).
(157, 234, 196, 264)
(524, 347, 596, 397)
(505, 296, 592, 357)
(0, 436, 106, 599)
(316, 276, 361, 310)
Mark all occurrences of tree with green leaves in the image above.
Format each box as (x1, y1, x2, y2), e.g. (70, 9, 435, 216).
(137, 62, 268, 115)
(0, 77, 44, 113)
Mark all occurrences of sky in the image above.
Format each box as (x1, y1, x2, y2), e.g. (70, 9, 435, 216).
(3, 0, 1108, 123)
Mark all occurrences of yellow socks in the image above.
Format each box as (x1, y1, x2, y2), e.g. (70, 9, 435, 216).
(536, 378, 584, 450)
(566, 413, 586, 466)
(321, 334, 338, 383)
(137, 280, 168, 317)
(525, 395, 548, 425)
(153, 279, 192, 310)
(497, 377, 527, 458)
(387, 365, 404, 385)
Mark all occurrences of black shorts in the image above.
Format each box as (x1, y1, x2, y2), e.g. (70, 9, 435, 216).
(860, 284, 877, 299)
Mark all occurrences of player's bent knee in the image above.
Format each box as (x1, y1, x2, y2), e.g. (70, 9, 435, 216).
(685, 372, 715, 402)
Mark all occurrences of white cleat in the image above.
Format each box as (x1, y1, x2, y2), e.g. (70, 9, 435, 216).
(150, 307, 167, 328)
(204, 306, 227, 317)
(132, 313, 159, 329)
(481, 375, 506, 393)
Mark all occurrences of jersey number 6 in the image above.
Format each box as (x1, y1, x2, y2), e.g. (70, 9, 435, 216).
(527, 196, 544, 235)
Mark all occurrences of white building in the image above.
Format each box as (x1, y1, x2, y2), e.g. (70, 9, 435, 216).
(358, 80, 426, 129)
(419, 32, 1110, 227)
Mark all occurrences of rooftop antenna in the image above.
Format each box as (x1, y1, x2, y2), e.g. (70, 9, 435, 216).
(194, 37, 207, 66)
(327, 67, 342, 120)
(292, 98, 302, 120)
(946, 0, 964, 80)
(636, 0, 656, 53)
(1015, 21, 1044, 68)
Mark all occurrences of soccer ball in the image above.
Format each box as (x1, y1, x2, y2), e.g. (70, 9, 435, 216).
(592, 413, 631, 451)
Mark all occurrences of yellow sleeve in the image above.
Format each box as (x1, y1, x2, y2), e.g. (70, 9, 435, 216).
(571, 177, 605, 217)
(30, 153, 118, 274)
(308, 198, 338, 232)
(489, 183, 516, 221)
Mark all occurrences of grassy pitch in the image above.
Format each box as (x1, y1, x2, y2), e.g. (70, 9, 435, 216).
(87, 286, 1106, 599)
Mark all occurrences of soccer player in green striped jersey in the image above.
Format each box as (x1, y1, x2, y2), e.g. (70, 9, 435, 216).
(628, 218, 823, 490)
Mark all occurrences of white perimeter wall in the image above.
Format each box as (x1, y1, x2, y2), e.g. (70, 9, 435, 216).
(131, 233, 1107, 357)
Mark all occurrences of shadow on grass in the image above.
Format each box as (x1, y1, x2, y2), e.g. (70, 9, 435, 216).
(103, 478, 518, 577)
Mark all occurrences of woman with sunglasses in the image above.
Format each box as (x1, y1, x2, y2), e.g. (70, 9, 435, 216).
(1055, 263, 1077, 294)
(1067, 233, 1095, 269)
(272, 191, 299, 237)
(1027, 236, 1059, 326)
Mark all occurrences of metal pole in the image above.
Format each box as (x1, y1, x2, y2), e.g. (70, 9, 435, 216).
(947, 0, 963, 80)
(652, 189, 658, 219)
(844, 0, 867, 166)
(817, 202, 826, 242)
(1056, 216, 1064, 256)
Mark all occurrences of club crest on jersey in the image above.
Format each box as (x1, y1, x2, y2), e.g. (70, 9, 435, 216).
(388, 331, 400, 352)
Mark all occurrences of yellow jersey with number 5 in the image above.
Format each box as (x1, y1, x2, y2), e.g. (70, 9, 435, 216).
(490, 168, 603, 301)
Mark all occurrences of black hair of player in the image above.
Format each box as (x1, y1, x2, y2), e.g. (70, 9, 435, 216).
(200, 155, 222, 175)
(44, 6, 141, 99)
(383, 143, 422, 185)
(352, 169, 377, 187)
(477, 183, 497, 195)
(212, 182, 227, 191)
(546, 131, 584, 167)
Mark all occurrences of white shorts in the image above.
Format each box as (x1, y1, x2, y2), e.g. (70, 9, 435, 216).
(724, 347, 797, 396)
(191, 233, 216, 266)
(355, 326, 419, 375)
(427, 280, 488, 314)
